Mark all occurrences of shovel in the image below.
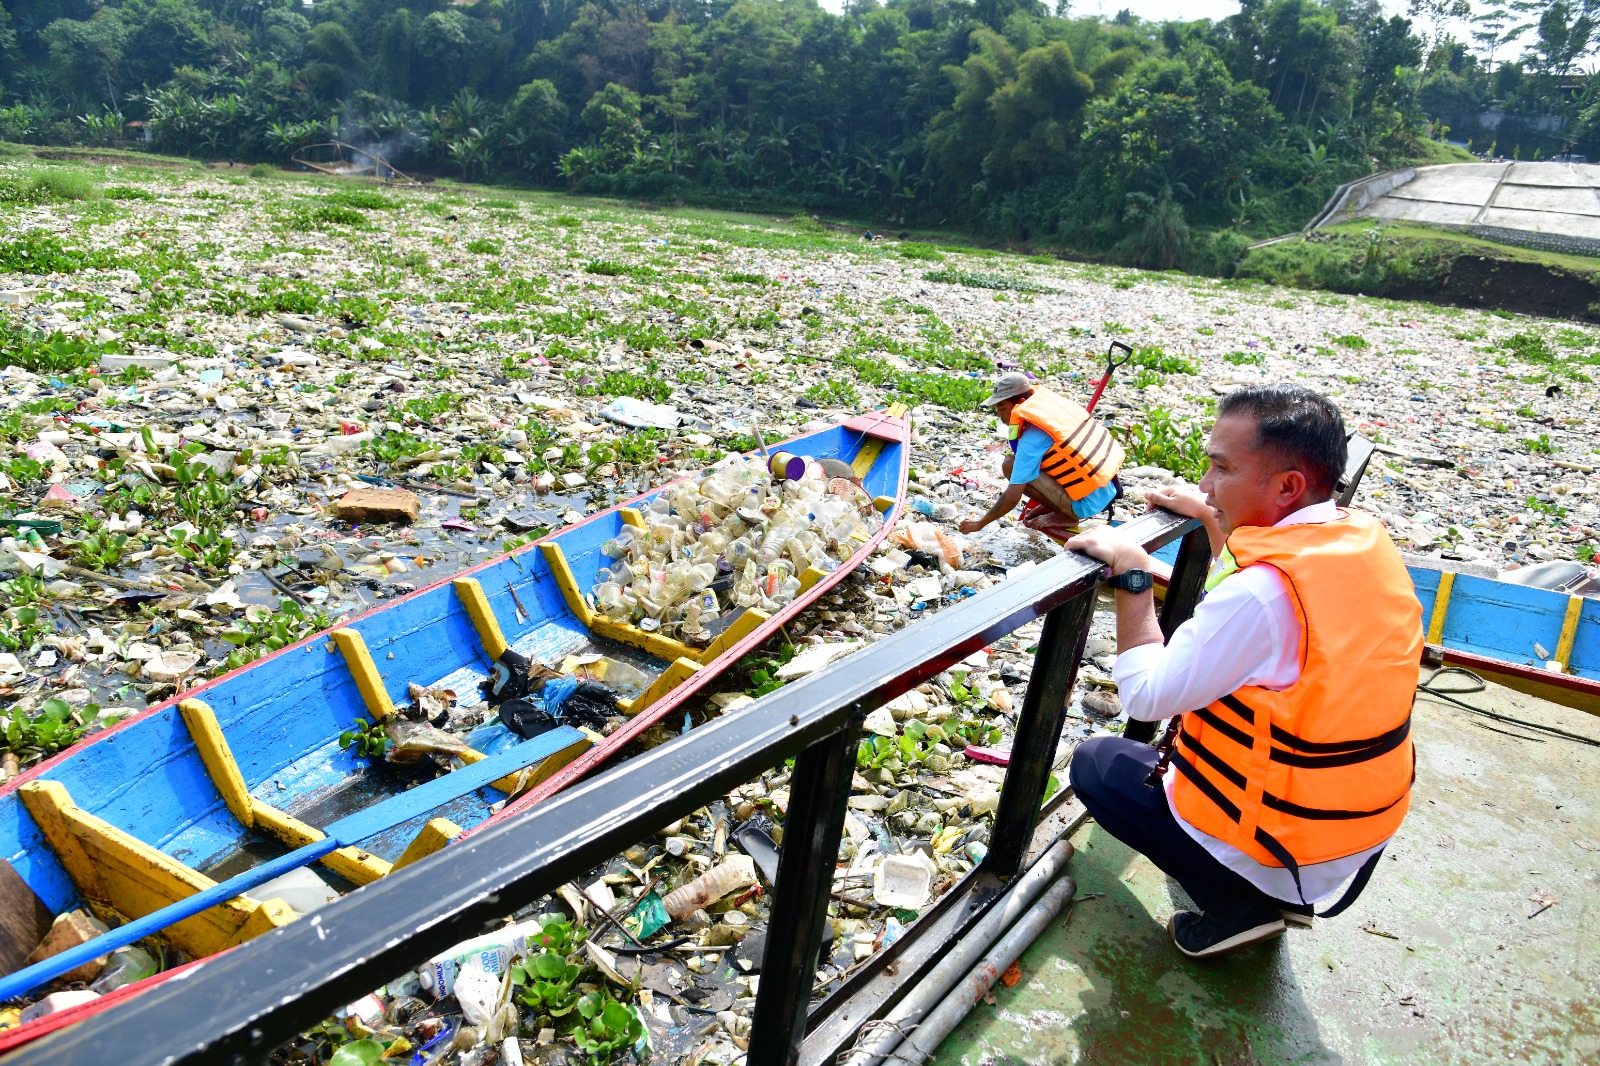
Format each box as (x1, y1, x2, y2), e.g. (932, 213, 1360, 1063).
(1084, 340, 1134, 414)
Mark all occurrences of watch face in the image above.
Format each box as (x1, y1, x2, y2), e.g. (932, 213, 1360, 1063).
(1119, 569, 1152, 592)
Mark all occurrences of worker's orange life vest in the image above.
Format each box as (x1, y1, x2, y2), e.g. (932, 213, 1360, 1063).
(1169, 510, 1422, 875)
(1008, 387, 1123, 502)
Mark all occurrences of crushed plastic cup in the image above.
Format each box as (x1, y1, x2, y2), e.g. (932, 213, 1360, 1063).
(873, 853, 934, 909)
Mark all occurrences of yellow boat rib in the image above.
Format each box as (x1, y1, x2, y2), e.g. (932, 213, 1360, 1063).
(18, 780, 289, 957)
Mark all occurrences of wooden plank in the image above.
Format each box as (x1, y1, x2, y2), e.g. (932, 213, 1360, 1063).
(249, 801, 391, 886)
(25, 785, 255, 957)
(177, 698, 254, 827)
(619, 508, 647, 529)
(1427, 644, 1600, 718)
(458, 732, 593, 795)
(1338, 433, 1377, 506)
(17, 782, 105, 904)
(1570, 597, 1600, 681)
(1426, 571, 1455, 645)
(330, 629, 397, 721)
(508, 734, 593, 794)
(322, 728, 586, 835)
(589, 615, 695, 663)
(698, 608, 770, 664)
(322, 846, 391, 886)
(1438, 573, 1571, 666)
(391, 819, 461, 872)
(0, 860, 54, 977)
(622, 657, 702, 716)
(223, 899, 295, 948)
(1553, 595, 1584, 671)
(246, 800, 321, 848)
(848, 407, 904, 478)
(451, 578, 510, 661)
(851, 438, 886, 480)
(798, 566, 829, 594)
(539, 543, 594, 627)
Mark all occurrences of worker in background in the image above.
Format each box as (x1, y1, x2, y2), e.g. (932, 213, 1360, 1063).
(958, 373, 1123, 538)
(1064, 384, 1421, 958)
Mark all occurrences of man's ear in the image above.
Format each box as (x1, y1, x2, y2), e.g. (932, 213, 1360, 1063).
(1276, 468, 1309, 508)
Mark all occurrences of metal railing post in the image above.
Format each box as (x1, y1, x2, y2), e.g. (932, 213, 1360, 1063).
(1125, 526, 1212, 744)
(749, 715, 866, 1066)
(984, 587, 1096, 878)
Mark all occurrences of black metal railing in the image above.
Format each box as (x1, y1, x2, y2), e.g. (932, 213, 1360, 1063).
(12, 510, 1204, 1066)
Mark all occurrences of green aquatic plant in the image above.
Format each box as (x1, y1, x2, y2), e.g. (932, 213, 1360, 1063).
(338, 717, 388, 759)
(4, 699, 89, 762)
(570, 990, 645, 1061)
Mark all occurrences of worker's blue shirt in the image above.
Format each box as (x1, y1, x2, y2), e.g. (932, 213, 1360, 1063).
(1007, 426, 1053, 484)
(1009, 425, 1117, 519)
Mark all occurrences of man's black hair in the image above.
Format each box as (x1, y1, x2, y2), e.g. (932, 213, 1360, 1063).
(1217, 384, 1346, 499)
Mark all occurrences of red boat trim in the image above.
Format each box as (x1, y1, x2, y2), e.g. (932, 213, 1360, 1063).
(0, 954, 217, 1054)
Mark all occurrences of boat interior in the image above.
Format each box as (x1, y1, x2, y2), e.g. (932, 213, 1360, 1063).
(0, 415, 906, 985)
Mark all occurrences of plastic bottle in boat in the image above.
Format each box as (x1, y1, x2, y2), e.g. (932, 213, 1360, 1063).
(662, 855, 758, 919)
(89, 945, 159, 993)
(416, 917, 547, 997)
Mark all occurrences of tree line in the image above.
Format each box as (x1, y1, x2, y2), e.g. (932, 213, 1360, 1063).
(0, 0, 1597, 269)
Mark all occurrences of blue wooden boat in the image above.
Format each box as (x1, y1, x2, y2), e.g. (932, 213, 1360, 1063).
(0, 409, 908, 1043)
(1406, 558, 1600, 717)
(1145, 542, 1600, 717)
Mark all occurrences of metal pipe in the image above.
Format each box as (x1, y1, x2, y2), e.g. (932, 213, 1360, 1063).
(839, 840, 1074, 1066)
(881, 874, 1078, 1066)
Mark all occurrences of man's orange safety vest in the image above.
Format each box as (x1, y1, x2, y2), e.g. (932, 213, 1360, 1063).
(1008, 386, 1123, 501)
(1169, 510, 1422, 890)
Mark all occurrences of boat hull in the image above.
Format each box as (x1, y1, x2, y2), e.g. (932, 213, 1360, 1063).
(1145, 540, 1600, 717)
(0, 411, 908, 1043)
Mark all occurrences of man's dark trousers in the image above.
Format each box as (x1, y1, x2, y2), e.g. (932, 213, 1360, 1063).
(1068, 735, 1282, 913)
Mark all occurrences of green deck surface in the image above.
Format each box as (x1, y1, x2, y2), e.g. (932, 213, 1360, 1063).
(935, 675, 1600, 1065)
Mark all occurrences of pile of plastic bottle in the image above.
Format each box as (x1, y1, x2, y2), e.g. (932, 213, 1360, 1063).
(589, 454, 879, 642)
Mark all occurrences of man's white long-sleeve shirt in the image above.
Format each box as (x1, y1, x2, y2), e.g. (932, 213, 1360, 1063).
(1113, 500, 1385, 903)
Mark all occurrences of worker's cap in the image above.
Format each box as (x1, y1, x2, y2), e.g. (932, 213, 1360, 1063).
(981, 372, 1034, 407)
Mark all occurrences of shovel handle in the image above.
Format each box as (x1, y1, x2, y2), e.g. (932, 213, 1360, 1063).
(1084, 342, 1134, 414)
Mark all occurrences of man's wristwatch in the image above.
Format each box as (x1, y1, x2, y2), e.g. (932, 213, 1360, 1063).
(1107, 569, 1154, 594)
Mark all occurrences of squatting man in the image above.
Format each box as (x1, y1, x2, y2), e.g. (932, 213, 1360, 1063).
(1056, 384, 1421, 958)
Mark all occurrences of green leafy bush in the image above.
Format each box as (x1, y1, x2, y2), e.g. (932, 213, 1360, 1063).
(0, 168, 97, 205)
(1499, 331, 1556, 363)
(1130, 345, 1198, 374)
(897, 241, 944, 261)
(1112, 406, 1207, 481)
(803, 378, 859, 407)
(285, 203, 369, 230)
(923, 267, 1054, 293)
(323, 188, 398, 210)
(0, 232, 118, 274)
(3, 699, 88, 763)
(0, 328, 117, 373)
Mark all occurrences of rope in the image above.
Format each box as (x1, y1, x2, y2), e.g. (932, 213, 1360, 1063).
(1417, 666, 1600, 748)
(836, 1019, 924, 1066)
